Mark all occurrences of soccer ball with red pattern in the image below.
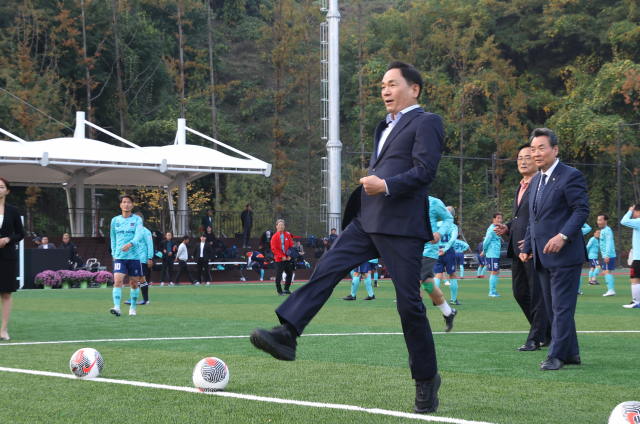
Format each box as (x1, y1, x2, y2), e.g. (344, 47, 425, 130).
(69, 348, 103, 379)
(608, 401, 640, 424)
(192, 357, 229, 392)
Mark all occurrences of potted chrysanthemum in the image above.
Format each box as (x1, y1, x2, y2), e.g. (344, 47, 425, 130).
(94, 271, 114, 289)
(75, 270, 94, 289)
(57, 270, 75, 289)
(35, 270, 61, 289)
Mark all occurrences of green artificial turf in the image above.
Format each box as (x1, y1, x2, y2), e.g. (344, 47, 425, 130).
(0, 274, 638, 423)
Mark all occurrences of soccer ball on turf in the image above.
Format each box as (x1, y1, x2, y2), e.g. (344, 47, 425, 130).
(193, 357, 229, 392)
(69, 348, 103, 379)
(608, 401, 640, 424)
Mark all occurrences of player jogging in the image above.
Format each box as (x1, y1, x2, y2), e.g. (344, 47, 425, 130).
(482, 212, 503, 297)
(453, 236, 469, 280)
(433, 206, 461, 305)
(125, 213, 154, 306)
(577, 223, 592, 295)
(110, 195, 144, 316)
(598, 213, 617, 296)
(475, 241, 487, 278)
(342, 260, 375, 301)
(620, 204, 640, 308)
(369, 258, 380, 287)
(587, 229, 602, 285)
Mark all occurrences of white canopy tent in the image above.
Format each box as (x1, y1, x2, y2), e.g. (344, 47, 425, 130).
(0, 111, 271, 236)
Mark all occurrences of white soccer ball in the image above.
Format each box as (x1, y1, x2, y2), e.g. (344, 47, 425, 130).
(69, 348, 103, 379)
(193, 357, 229, 392)
(608, 401, 640, 424)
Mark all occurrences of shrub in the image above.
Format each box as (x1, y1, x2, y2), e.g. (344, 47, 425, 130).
(35, 270, 61, 287)
(94, 271, 114, 286)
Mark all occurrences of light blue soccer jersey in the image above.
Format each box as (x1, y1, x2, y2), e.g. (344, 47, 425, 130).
(599, 225, 616, 258)
(110, 214, 144, 260)
(438, 222, 458, 252)
(482, 224, 501, 259)
(137, 226, 154, 262)
(453, 239, 469, 253)
(586, 237, 599, 260)
(621, 211, 640, 261)
(581, 223, 592, 236)
(368, 258, 379, 264)
(423, 197, 453, 259)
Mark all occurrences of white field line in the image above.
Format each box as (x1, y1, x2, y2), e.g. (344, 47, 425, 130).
(0, 331, 637, 347)
(0, 366, 496, 424)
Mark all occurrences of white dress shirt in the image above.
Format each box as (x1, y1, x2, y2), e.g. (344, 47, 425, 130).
(43, 244, 48, 249)
(377, 104, 421, 157)
(537, 158, 560, 190)
(200, 242, 205, 258)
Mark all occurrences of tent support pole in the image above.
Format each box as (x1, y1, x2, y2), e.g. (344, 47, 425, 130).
(167, 189, 177, 237)
(75, 176, 85, 237)
(65, 186, 75, 236)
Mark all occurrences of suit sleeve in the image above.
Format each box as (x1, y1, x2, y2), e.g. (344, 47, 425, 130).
(384, 114, 444, 198)
(522, 223, 532, 254)
(8, 207, 24, 244)
(558, 170, 590, 241)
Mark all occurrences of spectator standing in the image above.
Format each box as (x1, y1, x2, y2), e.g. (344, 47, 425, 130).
(241, 204, 253, 248)
(174, 235, 197, 285)
(0, 177, 25, 341)
(270, 219, 294, 296)
(60, 233, 83, 269)
(204, 226, 216, 246)
(38, 237, 56, 249)
(160, 232, 176, 286)
(193, 234, 214, 285)
(202, 209, 214, 234)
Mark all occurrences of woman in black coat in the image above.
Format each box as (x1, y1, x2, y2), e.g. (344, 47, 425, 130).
(0, 178, 25, 341)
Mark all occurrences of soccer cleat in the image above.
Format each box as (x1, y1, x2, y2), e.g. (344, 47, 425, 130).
(444, 280, 450, 286)
(414, 373, 441, 413)
(169, 282, 175, 286)
(278, 292, 285, 296)
(374, 281, 379, 287)
(450, 300, 461, 305)
(393, 299, 397, 303)
(110, 307, 121, 317)
(623, 302, 640, 308)
(603, 291, 616, 297)
(283, 290, 292, 295)
(577, 291, 584, 295)
(489, 293, 501, 298)
(260, 278, 264, 281)
(363, 295, 376, 301)
(136, 300, 146, 305)
(194, 282, 201, 285)
(250, 325, 297, 361)
(124, 299, 132, 305)
(342, 294, 356, 301)
(129, 308, 137, 316)
(160, 282, 165, 286)
(476, 275, 481, 278)
(444, 309, 457, 333)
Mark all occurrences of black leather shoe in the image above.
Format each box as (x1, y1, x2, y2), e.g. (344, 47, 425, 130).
(518, 340, 541, 351)
(342, 294, 356, 300)
(444, 309, 457, 333)
(283, 290, 292, 294)
(565, 354, 581, 365)
(250, 325, 297, 361)
(540, 338, 552, 348)
(540, 356, 564, 371)
(414, 373, 441, 413)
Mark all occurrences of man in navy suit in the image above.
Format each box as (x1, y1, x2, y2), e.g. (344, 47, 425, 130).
(250, 61, 445, 413)
(519, 128, 589, 371)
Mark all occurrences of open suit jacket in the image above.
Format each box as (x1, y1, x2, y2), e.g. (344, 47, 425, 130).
(505, 183, 533, 258)
(0, 204, 25, 260)
(192, 242, 215, 262)
(342, 107, 444, 239)
(521, 161, 589, 268)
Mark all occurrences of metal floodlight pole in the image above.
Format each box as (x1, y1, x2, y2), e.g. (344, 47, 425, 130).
(617, 121, 622, 266)
(326, 0, 342, 234)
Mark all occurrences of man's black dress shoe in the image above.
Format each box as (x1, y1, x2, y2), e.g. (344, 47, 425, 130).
(414, 373, 441, 413)
(444, 309, 457, 333)
(517, 340, 540, 351)
(565, 354, 581, 365)
(250, 325, 297, 361)
(283, 290, 292, 294)
(540, 356, 564, 371)
(540, 338, 552, 348)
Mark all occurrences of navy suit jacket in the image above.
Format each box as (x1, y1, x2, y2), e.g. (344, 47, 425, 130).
(521, 161, 589, 268)
(504, 183, 532, 258)
(343, 107, 444, 240)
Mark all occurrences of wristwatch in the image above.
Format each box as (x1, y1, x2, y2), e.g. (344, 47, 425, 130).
(559, 233, 568, 242)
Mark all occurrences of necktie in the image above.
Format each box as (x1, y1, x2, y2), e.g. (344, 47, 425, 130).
(534, 174, 547, 214)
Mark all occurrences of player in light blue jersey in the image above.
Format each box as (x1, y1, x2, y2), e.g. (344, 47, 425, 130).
(453, 237, 469, 279)
(109, 194, 144, 316)
(586, 229, 601, 285)
(434, 206, 462, 305)
(343, 261, 375, 301)
(620, 204, 640, 308)
(576, 223, 592, 295)
(369, 258, 380, 287)
(482, 212, 503, 297)
(598, 213, 617, 296)
(125, 213, 154, 306)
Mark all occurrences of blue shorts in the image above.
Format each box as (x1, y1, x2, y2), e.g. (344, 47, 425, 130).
(455, 252, 465, 265)
(487, 257, 500, 271)
(434, 249, 457, 275)
(354, 261, 372, 274)
(477, 255, 486, 266)
(602, 258, 616, 271)
(589, 259, 600, 268)
(113, 259, 142, 276)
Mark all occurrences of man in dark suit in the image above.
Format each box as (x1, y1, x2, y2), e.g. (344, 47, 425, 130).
(159, 232, 176, 286)
(250, 61, 444, 413)
(201, 209, 214, 233)
(193, 234, 214, 285)
(495, 143, 550, 351)
(37, 237, 56, 249)
(520, 128, 589, 371)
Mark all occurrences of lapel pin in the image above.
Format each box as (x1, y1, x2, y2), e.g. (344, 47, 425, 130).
(552, 178, 555, 181)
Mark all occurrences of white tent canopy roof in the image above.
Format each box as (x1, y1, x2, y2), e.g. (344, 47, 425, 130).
(0, 114, 271, 189)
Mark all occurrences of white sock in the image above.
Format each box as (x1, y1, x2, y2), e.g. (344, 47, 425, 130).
(632, 284, 640, 304)
(291, 273, 295, 283)
(437, 301, 452, 316)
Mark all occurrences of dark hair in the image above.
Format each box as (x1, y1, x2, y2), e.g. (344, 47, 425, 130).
(0, 177, 10, 190)
(493, 212, 503, 218)
(386, 60, 423, 98)
(517, 143, 531, 153)
(331, 228, 336, 232)
(206, 226, 212, 232)
(183, 235, 190, 241)
(634, 204, 640, 212)
(530, 128, 558, 148)
(119, 194, 134, 203)
(246, 204, 252, 209)
(598, 213, 609, 221)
